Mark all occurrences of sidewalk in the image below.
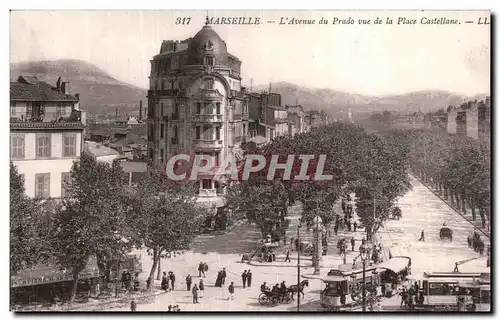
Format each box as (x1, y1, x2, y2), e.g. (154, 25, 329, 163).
(414, 174, 490, 238)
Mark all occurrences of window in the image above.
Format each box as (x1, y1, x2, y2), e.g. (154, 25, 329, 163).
(203, 125, 212, 140)
(196, 126, 201, 139)
(10, 102, 16, 117)
(204, 79, 214, 90)
(216, 103, 221, 114)
(160, 124, 164, 139)
(204, 56, 214, 66)
(174, 126, 178, 140)
(161, 103, 164, 117)
(160, 148, 164, 163)
(36, 134, 51, 158)
(215, 152, 220, 167)
(10, 134, 25, 159)
(35, 173, 50, 198)
(61, 172, 71, 198)
(161, 80, 165, 91)
(174, 104, 179, 117)
(63, 134, 76, 157)
(196, 103, 201, 115)
(149, 148, 154, 160)
(202, 179, 212, 189)
(215, 126, 221, 140)
(56, 103, 66, 117)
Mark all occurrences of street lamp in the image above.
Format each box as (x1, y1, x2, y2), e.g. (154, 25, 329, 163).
(359, 244, 369, 312)
(313, 215, 323, 275)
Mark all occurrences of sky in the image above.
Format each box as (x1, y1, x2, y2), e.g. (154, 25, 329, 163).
(9, 10, 490, 96)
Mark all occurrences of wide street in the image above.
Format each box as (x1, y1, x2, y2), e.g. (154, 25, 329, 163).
(103, 175, 489, 312)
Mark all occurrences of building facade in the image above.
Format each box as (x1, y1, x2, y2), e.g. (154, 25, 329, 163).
(147, 23, 249, 208)
(447, 96, 491, 141)
(10, 76, 85, 199)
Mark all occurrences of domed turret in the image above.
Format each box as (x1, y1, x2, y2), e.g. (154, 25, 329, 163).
(186, 24, 228, 66)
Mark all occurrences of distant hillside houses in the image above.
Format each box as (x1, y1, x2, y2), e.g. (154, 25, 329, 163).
(447, 96, 491, 142)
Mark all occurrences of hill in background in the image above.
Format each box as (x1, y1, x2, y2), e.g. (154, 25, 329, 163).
(10, 60, 486, 120)
(10, 59, 147, 117)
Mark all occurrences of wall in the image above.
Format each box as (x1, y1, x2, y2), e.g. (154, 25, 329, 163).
(11, 131, 82, 198)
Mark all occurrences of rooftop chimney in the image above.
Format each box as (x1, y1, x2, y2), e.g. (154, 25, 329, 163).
(61, 82, 70, 94)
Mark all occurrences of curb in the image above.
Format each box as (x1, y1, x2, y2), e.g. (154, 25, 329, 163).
(411, 174, 490, 239)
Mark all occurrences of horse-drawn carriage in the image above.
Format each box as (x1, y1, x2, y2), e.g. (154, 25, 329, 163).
(440, 226, 453, 242)
(258, 280, 309, 306)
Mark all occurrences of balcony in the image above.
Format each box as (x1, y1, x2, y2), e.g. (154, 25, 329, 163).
(199, 89, 224, 101)
(193, 114, 223, 123)
(10, 112, 84, 130)
(193, 139, 223, 151)
(147, 89, 186, 97)
(242, 112, 249, 121)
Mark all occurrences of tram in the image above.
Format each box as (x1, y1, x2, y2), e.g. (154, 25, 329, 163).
(320, 261, 380, 310)
(320, 256, 412, 310)
(420, 272, 490, 311)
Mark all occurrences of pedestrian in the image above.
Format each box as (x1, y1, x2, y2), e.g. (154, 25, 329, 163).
(419, 230, 425, 242)
(133, 273, 140, 291)
(261, 282, 268, 292)
(169, 271, 176, 291)
(186, 274, 192, 291)
(199, 279, 205, 298)
(130, 300, 137, 312)
(215, 270, 222, 287)
(198, 262, 204, 277)
(467, 236, 472, 248)
(228, 281, 235, 300)
(203, 262, 209, 277)
(221, 268, 227, 286)
(192, 284, 199, 304)
(351, 237, 355, 251)
(285, 248, 291, 262)
(168, 305, 172, 312)
(241, 270, 248, 288)
(280, 281, 287, 302)
(161, 272, 168, 292)
(353, 221, 357, 232)
(347, 220, 352, 232)
(400, 287, 408, 306)
(247, 270, 252, 287)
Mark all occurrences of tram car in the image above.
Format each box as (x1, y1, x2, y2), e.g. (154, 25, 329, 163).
(320, 256, 412, 310)
(420, 272, 490, 311)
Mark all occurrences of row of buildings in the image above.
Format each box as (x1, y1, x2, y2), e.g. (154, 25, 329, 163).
(392, 96, 491, 143)
(145, 22, 320, 210)
(9, 23, 328, 209)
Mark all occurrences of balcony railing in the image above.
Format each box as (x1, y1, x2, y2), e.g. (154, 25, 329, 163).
(193, 114, 223, 123)
(148, 89, 186, 97)
(200, 89, 223, 101)
(198, 188, 217, 197)
(193, 139, 223, 150)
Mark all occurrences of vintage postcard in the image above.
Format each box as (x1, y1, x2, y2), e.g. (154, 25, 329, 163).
(9, 10, 491, 312)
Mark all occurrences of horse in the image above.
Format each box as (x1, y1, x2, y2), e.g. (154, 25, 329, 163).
(440, 227, 453, 242)
(287, 280, 309, 300)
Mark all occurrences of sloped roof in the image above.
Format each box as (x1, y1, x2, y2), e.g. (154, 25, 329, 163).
(10, 76, 79, 102)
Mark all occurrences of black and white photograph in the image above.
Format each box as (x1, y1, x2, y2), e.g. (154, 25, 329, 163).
(8, 9, 491, 312)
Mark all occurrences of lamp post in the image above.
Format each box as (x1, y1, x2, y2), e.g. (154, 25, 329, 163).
(360, 244, 368, 312)
(297, 221, 302, 312)
(313, 215, 323, 275)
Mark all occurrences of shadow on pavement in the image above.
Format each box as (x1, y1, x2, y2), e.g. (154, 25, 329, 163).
(286, 300, 323, 312)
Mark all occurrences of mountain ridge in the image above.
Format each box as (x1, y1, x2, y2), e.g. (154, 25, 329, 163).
(10, 59, 488, 117)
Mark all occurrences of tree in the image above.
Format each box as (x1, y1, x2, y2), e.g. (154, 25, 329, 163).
(124, 171, 205, 288)
(51, 152, 131, 301)
(10, 162, 43, 275)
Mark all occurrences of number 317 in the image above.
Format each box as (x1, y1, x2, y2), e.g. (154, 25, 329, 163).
(176, 17, 191, 25)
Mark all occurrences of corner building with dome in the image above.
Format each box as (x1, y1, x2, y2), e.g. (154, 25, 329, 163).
(147, 23, 249, 209)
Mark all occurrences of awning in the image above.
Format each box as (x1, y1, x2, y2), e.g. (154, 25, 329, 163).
(377, 256, 410, 275)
